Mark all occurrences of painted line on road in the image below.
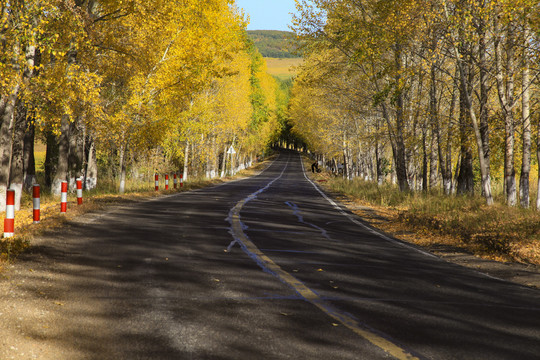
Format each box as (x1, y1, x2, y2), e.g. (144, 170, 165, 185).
(285, 201, 334, 241)
(300, 155, 437, 259)
(227, 154, 422, 360)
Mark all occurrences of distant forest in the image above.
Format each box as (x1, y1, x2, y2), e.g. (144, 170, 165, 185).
(247, 30, 301, 58)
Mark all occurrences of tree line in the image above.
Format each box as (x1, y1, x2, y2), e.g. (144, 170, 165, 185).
(0, 0, 282, 211)
(247, 30, 301, 58)
(290, 0, 540, 208)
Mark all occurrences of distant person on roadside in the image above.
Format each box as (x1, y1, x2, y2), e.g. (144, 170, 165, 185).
(337, 163, 344, 175)
(311, 161, 319, 173)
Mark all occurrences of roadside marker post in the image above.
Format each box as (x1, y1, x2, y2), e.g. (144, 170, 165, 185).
(180, 174, 184, 187)
(173, 173, 178, 189)
(76, 178, 83, 205)
(61, 181, 68, 213)
(3, 189, 15, 238)
(155, 173, 159, 191)
(165, 174, 169, 190)
(33, 185, 40, 224)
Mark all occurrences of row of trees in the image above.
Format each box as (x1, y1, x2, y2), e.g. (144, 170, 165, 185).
(0, 0, 281, 210)
(290, 0, 540, 207)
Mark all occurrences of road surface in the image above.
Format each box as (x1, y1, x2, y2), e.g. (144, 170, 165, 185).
(1, 151, 539, 359)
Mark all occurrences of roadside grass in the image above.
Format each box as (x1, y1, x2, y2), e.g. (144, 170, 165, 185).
(307, 161, 540, 265)
(0, 156, 275, 270)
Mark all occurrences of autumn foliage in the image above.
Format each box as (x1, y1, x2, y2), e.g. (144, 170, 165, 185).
(291, 0, 540, 209)
(0, 0, 281, 207)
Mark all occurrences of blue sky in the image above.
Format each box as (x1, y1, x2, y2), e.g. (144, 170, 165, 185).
(235, 0, 297, 31)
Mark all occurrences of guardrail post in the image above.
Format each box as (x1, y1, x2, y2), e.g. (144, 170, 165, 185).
(61, 181, 68, 213)
(76, 178, 83, 205)
(33, 185, 40, 224)
(3, 189, 15, 238)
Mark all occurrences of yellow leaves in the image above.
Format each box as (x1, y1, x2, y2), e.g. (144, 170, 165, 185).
(0, 0, 277, 178)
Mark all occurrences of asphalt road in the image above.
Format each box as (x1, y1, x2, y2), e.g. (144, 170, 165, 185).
(2, 151, 540, 359)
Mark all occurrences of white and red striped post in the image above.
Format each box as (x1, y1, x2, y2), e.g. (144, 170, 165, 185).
(3, 189, 15, 238)
(180, 173, 184, 188)
(173, 173, 178, 189)
(60, 181, 68, 213)
(33, 184, 40, 224)
(155, 173, 159, 191)
(165, 174, 169, 190)
(76, 178, 83, 205)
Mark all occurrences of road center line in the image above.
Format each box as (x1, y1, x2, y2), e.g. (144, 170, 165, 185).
(227, 154, 422, 360)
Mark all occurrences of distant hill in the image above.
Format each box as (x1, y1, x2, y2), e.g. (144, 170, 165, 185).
(247, 30, 301, 59)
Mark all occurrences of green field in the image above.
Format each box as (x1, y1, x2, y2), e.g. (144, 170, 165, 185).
(264, 57, 303, 81)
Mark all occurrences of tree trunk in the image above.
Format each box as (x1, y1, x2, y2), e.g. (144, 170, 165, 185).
(342, 134, 350, 180)
(20, 40, 38, 192)
(452, 152, 461, 194)
(426, 36, 441, 192)
(381, 98, 408, 190)
(118, 144, 127, 194)
(0, 86, 19, 211)
(52, 115, 70, 195)
(214, 140, 221, 178)
(428, 67, 439, 190)
(0, 38, 22, 211)
(495, 24, 517, 206)
(85, 138, 97, 190)
(394, 46, 410, 192)
(422, 125, 428, 192)
(520, 26, 531, 208)
(206, 136, 216, 179)
(537, 115, 540, 209)
(439, 69, 458, 195)
(183, 141, 190, 181)
(9, 102, 27, 210)
(478, 24, 491, 197)
(429, 129, 438, 190)
(23, 118, 36, 190)
(44, 130, 58, 189)
(375, 140, 384, 185)
(68, 117, 84, 188)
(443, 0, 493, 204)
(396, 66, 410, 191)
(456, 64, 474, 195)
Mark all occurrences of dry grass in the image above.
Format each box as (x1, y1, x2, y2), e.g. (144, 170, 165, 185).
(307, 160, 540, 266)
